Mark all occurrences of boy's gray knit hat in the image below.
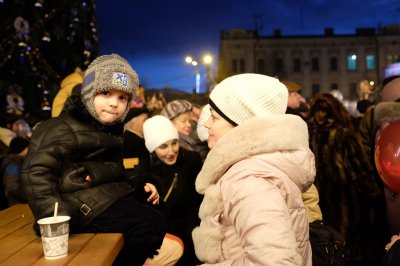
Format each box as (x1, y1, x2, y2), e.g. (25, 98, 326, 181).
(81, 54, 139, 123)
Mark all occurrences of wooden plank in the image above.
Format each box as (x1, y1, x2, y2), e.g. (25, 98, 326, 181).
(0, 237, 43, 266)
(0, 210, 34, 239)
(0, 204, 32, 227)
(0, 223, 37, 263)
(68, 233, 124, 266)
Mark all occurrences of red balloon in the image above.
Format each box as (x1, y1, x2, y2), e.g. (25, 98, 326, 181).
(375, 119, 400, 193)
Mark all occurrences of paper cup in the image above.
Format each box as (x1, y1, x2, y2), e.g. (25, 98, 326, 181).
(37, 216, 70, 260)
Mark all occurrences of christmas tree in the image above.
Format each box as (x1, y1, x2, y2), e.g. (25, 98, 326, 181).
(0, 0, 99, 121)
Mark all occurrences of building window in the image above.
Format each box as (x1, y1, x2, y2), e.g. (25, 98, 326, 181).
(349, 83, 357, 98)
(275, 58, 283, 73)
(366, 55, 376, 70)
(311, 57, 319, 71)
(330, 57, 338, 71)
(232, 59, 238, 73)
(312, 83, 320, 95)
(239, 59, 245, 72)
(232, 59, 245, 73)
(257, 59, 265, 73)
(347, 54, 357, 71)
(331, 83, 338, 91)
(293, 58, 301, 72)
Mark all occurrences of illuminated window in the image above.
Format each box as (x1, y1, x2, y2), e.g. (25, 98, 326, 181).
(366, 55, 376, 70)
(347, 54, 357, 71)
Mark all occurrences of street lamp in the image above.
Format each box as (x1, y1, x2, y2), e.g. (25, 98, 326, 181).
(185, 54, 213, 94)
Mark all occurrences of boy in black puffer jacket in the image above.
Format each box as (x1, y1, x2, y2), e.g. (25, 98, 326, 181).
(21, 54, 166, 266)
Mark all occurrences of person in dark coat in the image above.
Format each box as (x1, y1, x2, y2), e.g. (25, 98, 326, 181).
(21, 54, 166, 266)
(1, 136, 29, 206)
(143, 115, 203, 266)
(383, 235, 400, 266)
(307, 92, 381, 263)
(123, 107, 151, 171)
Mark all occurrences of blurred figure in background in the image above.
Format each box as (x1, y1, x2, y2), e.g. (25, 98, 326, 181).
(357, 75, 400, 262)
(307, 92, 381, 264)
(51, 67, 84, 117)
(195, 104, 211, 161)
(161, 100, 196, 151)
(123, 107, 151, 171)
(1, 137, 29, 207)
(281, 80, 307, 118)
(383, 235, 400, 266)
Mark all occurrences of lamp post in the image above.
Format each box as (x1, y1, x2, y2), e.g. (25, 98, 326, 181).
(185, 56, 200, 93)
(185, 54, 213, 94)
(202, 54, 213, 94)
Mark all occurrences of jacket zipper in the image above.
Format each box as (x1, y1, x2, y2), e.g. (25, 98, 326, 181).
(163, 173, 178, 202)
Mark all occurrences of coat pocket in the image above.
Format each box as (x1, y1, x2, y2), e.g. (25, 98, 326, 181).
(60, 165, 90, 192)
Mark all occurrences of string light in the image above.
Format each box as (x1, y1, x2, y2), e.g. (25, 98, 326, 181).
(1, 0, 99, 117)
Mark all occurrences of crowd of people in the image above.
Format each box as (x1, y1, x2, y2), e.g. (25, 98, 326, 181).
(1, 53, 400, 265)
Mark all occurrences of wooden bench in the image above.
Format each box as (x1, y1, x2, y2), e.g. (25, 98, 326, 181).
(0, 204, 124, 265)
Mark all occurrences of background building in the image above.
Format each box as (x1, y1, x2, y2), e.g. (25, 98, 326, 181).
(218, 25, 400, 100)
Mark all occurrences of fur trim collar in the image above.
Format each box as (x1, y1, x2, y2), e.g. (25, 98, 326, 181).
(196, 114, 311, 193)
(374, 102, 400, 124)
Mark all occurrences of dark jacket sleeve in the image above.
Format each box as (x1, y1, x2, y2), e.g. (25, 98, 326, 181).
(382, 240, 400, 266)
(22, 120, 78, 223)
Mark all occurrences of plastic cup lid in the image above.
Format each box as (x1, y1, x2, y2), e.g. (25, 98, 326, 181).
(37, 216, 70, 225)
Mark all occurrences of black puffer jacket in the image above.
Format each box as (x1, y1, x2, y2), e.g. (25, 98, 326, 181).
(22, 95, 135, 233)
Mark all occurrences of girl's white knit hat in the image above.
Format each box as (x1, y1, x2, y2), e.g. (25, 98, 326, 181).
(209, 73, 288, 125)
(143, 115, 179, 152)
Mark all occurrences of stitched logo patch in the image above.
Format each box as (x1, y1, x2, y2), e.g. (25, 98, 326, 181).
(112, 72, 128, 87)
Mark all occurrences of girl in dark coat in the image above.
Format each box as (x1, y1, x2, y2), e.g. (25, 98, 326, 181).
(21, 54, 166, 266)
(143, 115, 203, 266)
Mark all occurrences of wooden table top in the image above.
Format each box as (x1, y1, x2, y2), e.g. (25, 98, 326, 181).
(0, 204, 124, 266)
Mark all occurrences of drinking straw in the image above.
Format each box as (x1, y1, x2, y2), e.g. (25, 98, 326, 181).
(54, 202, 58, 220)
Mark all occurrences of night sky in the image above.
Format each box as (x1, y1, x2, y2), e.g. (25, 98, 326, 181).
(96, 0, 400, 93)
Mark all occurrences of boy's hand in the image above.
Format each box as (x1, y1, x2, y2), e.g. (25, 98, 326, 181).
(144, 183, 160, 205)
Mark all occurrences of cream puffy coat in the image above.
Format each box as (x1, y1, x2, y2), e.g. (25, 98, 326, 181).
(192, 115, 315, 265)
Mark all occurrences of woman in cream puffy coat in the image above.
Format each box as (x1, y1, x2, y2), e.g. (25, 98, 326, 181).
(192, 73, 315, 265)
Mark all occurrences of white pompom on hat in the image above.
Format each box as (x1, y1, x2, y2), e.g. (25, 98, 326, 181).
(143, 115, 179, 153)
(209, 73, 289, 125)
